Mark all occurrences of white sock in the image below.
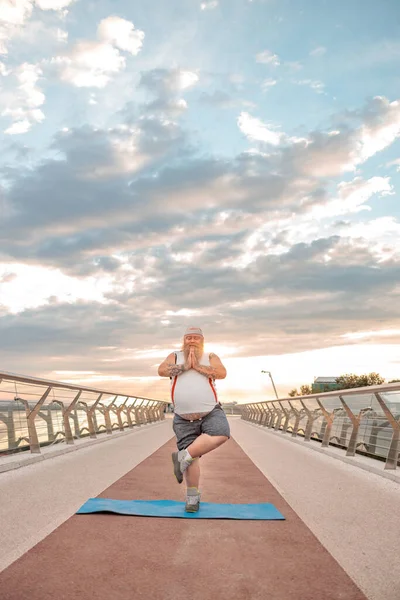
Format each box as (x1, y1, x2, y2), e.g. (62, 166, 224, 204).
(182, 449, 193, 462)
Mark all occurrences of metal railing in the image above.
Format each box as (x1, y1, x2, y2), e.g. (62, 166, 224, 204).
(0, 371, 170, 455)
(240, 382, 400, 470)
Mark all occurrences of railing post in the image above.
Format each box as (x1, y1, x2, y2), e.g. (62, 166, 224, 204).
(300, 400, 322, 442)
(280, 404, 290, 432)
(274, 402, 284, 430)
(339, 396, 373, 457)
(288, 402, 301, 437)
(254, 404, 262, 425)
(268, 404, 278, 429)
(78, 393, 103, 438)
(148, 402, 157, 423)
(155, 402, 163, 421)
(37, 406, 55, 443)
(115, 397, 129, 431)
(71, 408, 80, 438)
(16, 387, 52, 453)
(375, 392, 400, 470)
(316, 400, 336, 447)
(127, 398, 138, 426)
(0, 408, 17, 450)
(54, 390, 82, 444)
(143, 405, 151, 424)
(259, 404, 268, 426)
(135, 400, 145, 425)
(124, 399, 135, 429)
(247, 404, 254, 422)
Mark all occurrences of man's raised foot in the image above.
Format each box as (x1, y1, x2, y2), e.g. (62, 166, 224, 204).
(172, 449, 193, 484)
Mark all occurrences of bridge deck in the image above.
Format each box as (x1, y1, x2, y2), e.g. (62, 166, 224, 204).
(0, 431, 367, 600)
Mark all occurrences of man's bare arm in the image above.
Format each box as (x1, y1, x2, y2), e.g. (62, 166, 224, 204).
(193, 353, 227, 380)
(158, 352, 189, 378)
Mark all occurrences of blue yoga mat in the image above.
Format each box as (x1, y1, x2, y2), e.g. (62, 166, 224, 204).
(76, 498, 285, 520)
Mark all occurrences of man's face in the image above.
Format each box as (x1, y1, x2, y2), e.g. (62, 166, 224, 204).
(184, 334, 203, 348)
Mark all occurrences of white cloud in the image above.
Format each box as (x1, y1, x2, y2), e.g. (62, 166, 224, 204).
(310, 176, 393, 219)
(310, 46, 326, 56)
(296, 79, 325, 94)
(0, 0, 73, 54)
(341, 329, 400, 340)
(285, 61, 303, 71)
(355, 97, 400, 164)
(386, 158, 400, 170)
(0, 0, 33, 54)
(0, 262, 112, 313)
(85, 127, 150, 177)
(256, 49, 280, 66)
(2, 62, 45, 134)
(4, 119, 32, 134)
(56, 27, 68, 42)
(97, 16, 145, 55)
(237, 111, 283, 145)
(55, 41, 126, 87)
(261, 78, 277, 91)
(179, 70, 199, 89)
(55, 17, 145, 88)
(0, 60, 10, 75)
(35, 0, 74, 9)
(139, 68, 199, 116)
(336, 216, 400, 262)
(288, 96, 400, 178)
(141, 68, 199, 95)
(0, 0, 33, 26)
(200, 0, 218, 9)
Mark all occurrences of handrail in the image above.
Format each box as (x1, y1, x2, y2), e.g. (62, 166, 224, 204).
(243, 380, 400, 404)
(0, 370, 166, 402)
(240, 382, 400, 471)
(0, 370, 171, 455)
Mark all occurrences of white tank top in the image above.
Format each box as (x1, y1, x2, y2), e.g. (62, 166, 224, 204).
(170, 351, 218, 416)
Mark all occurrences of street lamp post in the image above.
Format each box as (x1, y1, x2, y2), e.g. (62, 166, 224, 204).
(261, 370, 279, 399)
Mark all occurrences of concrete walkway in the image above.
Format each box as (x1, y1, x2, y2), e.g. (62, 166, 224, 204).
(0, 420, 174, 572)
(0, 423, 368, 600)
(230, 419, 400, 600)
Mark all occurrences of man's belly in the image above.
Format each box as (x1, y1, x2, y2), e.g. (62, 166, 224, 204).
(172, 391, 217, 418)
(172, 373, 218, 417)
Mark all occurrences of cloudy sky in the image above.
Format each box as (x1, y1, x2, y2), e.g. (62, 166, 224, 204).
(1, 0, 400, 403)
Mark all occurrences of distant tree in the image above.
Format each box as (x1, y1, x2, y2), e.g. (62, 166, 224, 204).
(288, 372, 386, 397)
(388, 379, 400, 383)
(300, 384, 313, 395)
(335, 372, 385, 389)
(288, 385, 312, 397)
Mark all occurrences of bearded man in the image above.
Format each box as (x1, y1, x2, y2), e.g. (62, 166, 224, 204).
(158, 326, 230, 512)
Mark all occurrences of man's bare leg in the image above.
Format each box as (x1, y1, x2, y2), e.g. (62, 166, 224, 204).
(172, 435, 228, 485)
(186, 434, 228, 459)
(184, 459, 200, 489)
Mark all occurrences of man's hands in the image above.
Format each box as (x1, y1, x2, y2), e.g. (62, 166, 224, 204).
(190, 347, 200, 370)
(168, 346, 196, 377)
(184, 347, 194, 371)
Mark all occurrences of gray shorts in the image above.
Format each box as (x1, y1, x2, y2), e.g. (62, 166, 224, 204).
(172, 404, 231, 451)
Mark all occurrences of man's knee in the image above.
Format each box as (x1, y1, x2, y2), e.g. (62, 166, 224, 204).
(215, 435, 229, 447)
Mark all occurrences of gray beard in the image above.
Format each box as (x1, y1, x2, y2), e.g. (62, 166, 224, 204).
(182, 345, 203, 361)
